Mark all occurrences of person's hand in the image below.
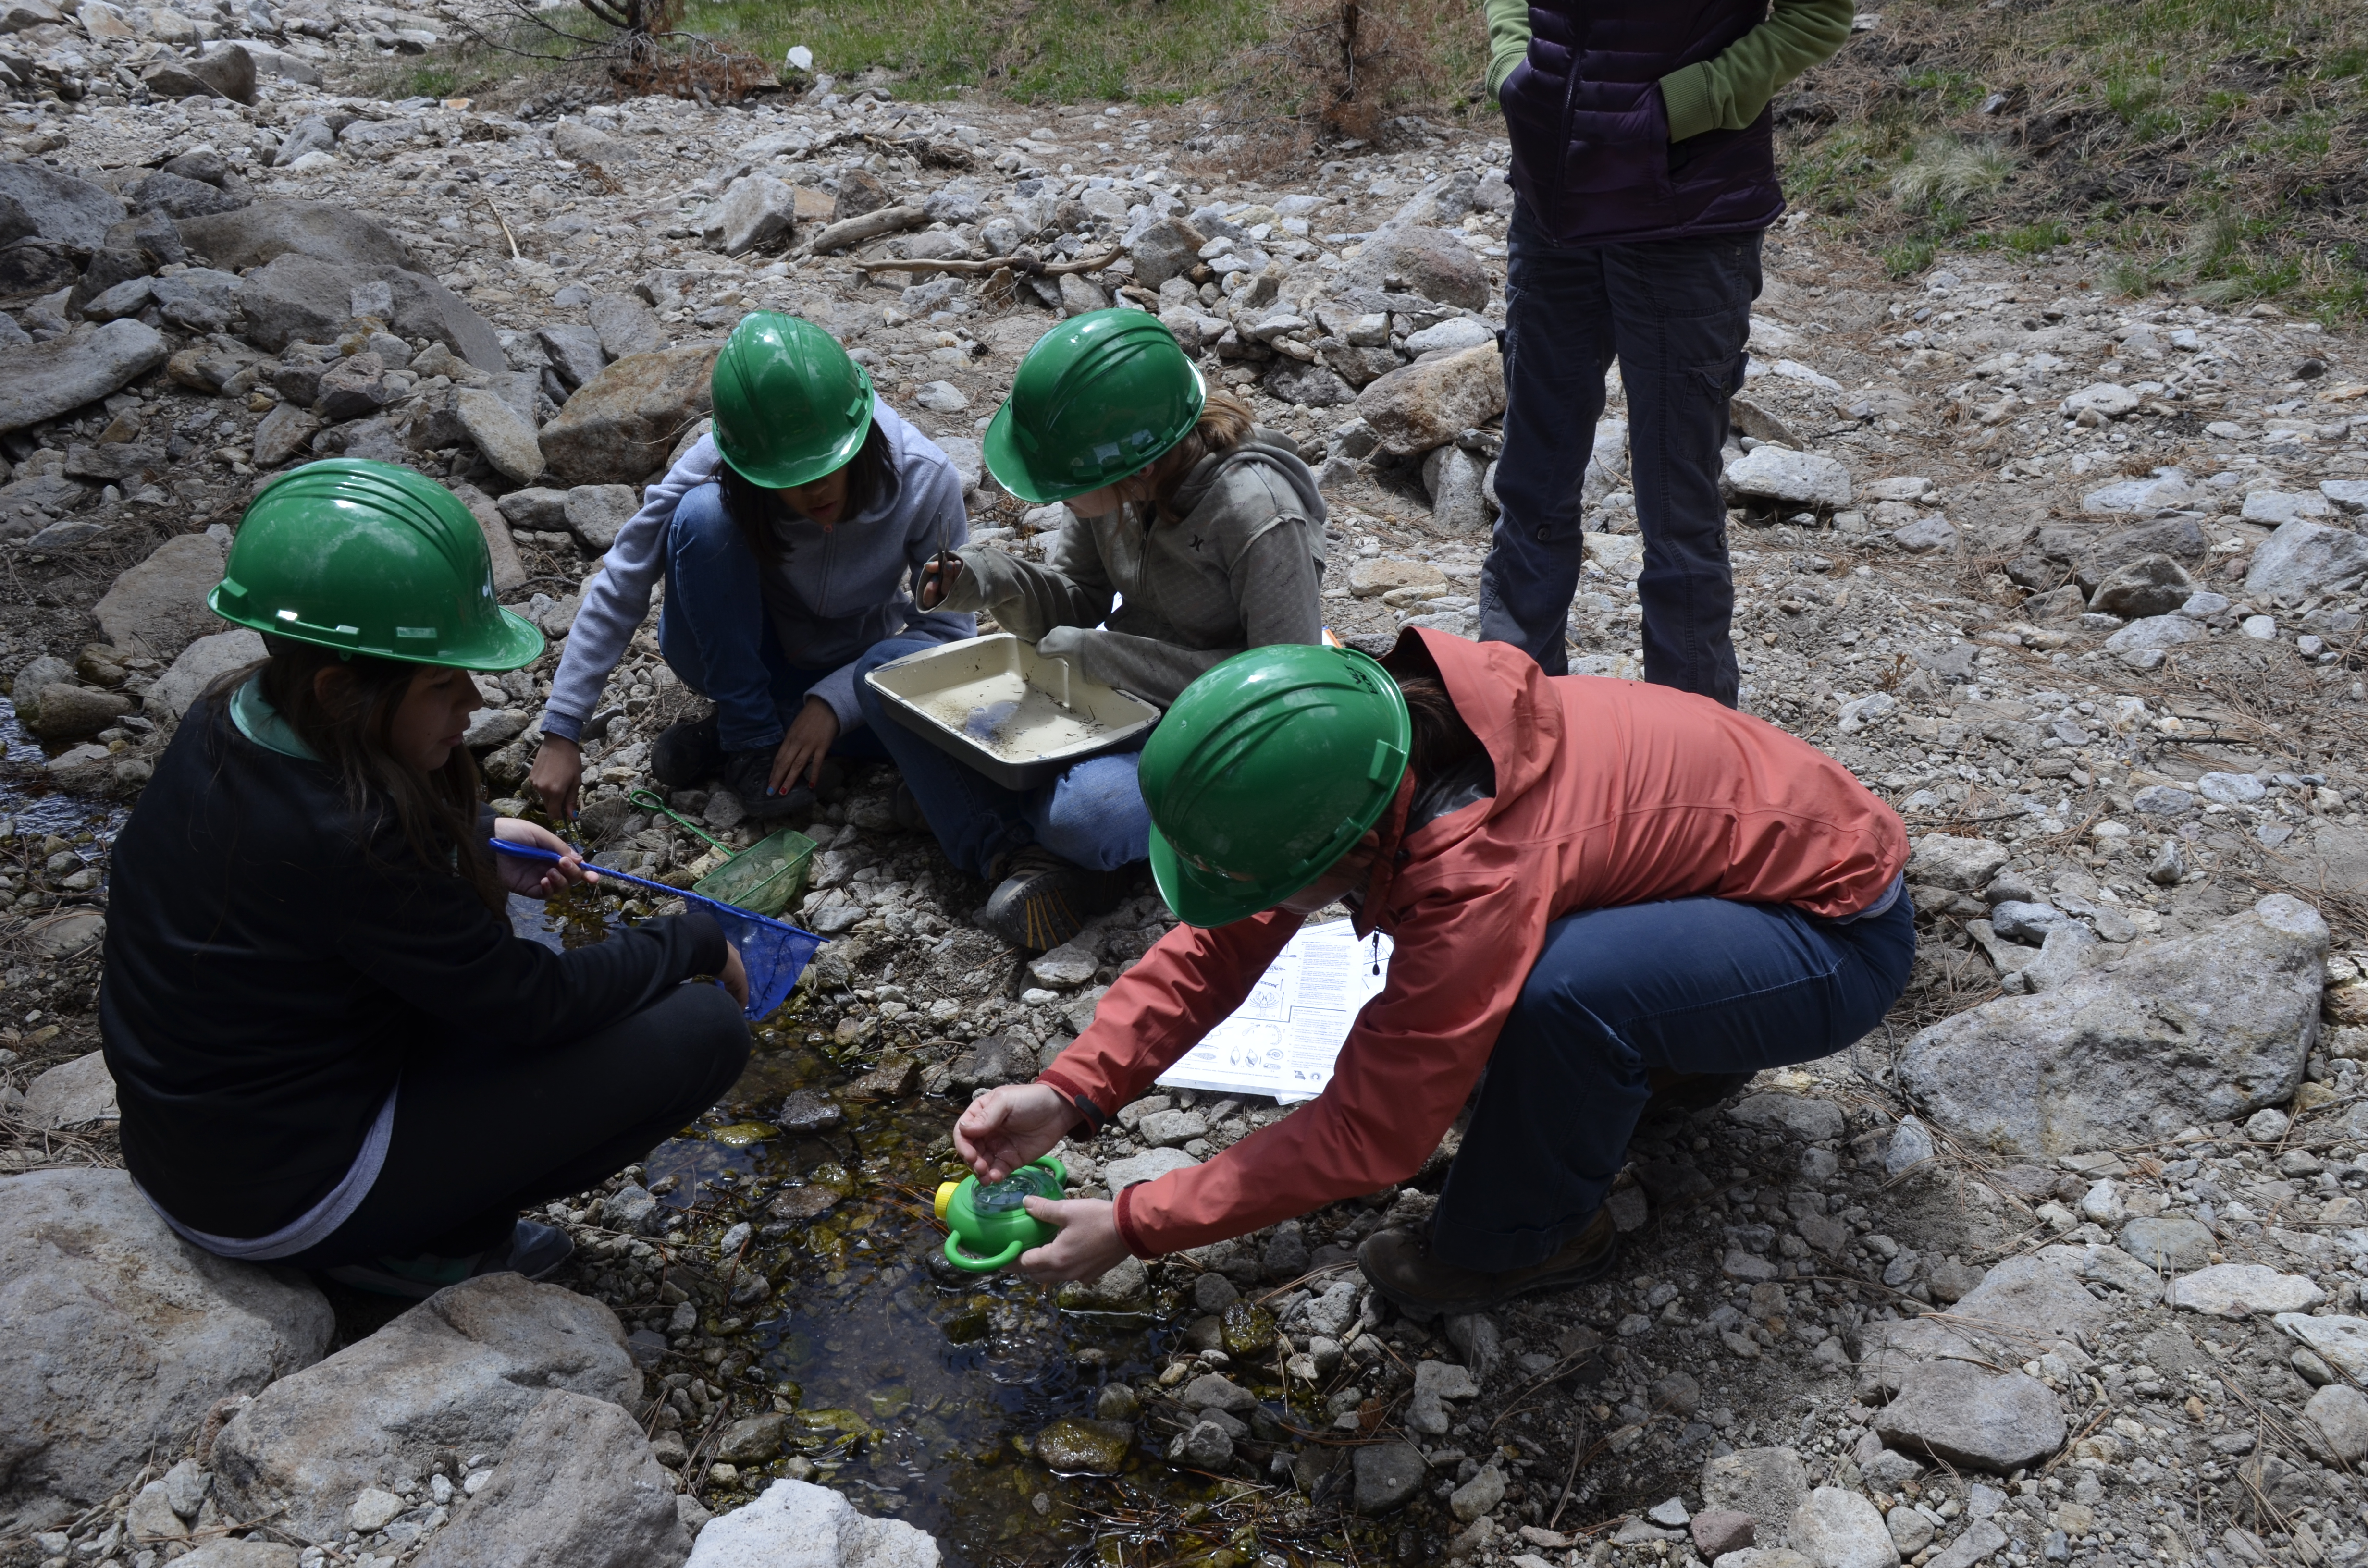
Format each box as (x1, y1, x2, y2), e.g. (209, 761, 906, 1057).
(490, 817, 592, 898)
(917, 553, 963, 611)
(954, 1083, 1083, 1183)
(768, 697, 840, 795)
(1015, 1196, 1130, 1283)
(527, 736, 583, 821)
(718, 942, 748, 1009)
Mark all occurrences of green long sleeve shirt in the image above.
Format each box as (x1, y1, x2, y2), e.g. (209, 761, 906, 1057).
(1483, 0, 1855, 143)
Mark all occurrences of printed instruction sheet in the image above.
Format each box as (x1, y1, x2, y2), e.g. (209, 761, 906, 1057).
(1155, 919, 1392, 1103)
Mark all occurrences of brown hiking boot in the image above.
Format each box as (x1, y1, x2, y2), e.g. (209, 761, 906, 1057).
(1356, 1208, 1618, 1322)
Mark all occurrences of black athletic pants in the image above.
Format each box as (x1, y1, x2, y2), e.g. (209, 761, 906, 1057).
(280, 982, 751, 1268)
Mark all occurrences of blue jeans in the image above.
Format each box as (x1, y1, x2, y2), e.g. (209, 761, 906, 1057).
(1431, 889, 1913, 1271)
(1480, 208, 1762, 707)
(852, 639, 1153, 880)
(658, 481, 889, 760)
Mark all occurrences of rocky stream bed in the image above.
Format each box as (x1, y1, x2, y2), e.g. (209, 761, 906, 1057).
(2, 3, 2368, 1568)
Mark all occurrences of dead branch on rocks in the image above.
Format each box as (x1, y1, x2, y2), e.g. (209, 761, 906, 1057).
(849, 245, 1125, 279)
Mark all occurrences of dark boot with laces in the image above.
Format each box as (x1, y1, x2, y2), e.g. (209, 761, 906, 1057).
(977, 845, 1123, 951)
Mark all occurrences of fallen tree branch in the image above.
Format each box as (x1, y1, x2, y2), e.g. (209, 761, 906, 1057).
(849, 244, 1124, 278)
(800, 205, 926, 256)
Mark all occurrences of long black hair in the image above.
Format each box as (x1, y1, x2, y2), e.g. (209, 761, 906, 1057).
(717, 417, 897, 569)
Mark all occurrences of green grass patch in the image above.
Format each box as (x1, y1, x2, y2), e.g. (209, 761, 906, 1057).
(1883, 238, 1938, 278)
(2006, 220, 2071, 254)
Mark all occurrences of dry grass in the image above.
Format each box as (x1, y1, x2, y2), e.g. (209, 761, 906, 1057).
(1778, 0, 2368, 316)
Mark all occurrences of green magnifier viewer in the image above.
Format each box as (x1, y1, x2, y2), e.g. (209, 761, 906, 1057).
(934, 1157, 1066, 1273)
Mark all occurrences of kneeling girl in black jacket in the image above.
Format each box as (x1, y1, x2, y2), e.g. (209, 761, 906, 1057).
(101, 460, 750, 1297)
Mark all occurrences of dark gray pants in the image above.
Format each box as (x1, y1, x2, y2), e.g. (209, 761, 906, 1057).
(1480, 207, 1763, 707)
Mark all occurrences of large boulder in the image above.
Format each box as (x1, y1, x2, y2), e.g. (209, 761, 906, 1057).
(1871, 1361, 2066, 1472)
(1127, 215, 1207, 290)
(413, 1391, 689, 1568)
(1898, 895, 2323, 1156)
(0, 319, 169, 436)
(588, 292, 665, 359)
(1344, 225, 1490, 311)
(452, 388, 544, 484)
(2245, 519, 2368, 602)
(96, 530, 229, 661)
(237, 253, 354, 352)
(142, 42, 256, 104)
(1855, 1256, 2109, 1403)
(21, 1049, 118, 1127)
(539, 343, 720, 486)
(0, 162, 127, 242)
(369, 265, 506, 372)
(701, 174, 797, 256)
(1353, 341, 1504, 457)
(1723, 447, 1852, 510)
(0, 1169, 333, 1535)
(683, 1478, 938, 1568)
(210, 1274, 642, 1544)
(147, 628, 266, 724)
(176, 199, 415, 272)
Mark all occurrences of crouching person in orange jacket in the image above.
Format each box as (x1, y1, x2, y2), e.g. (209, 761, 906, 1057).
(953, 628, 1914, 1317)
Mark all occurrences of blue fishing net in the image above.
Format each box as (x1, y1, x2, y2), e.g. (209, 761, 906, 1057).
(493, 840, 824, 1020)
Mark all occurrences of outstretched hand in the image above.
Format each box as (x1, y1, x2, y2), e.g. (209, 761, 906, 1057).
(1014, 1196, 1129, 1283)
(954, 1083, 1082, 1183)
(490, 818, 592, 898)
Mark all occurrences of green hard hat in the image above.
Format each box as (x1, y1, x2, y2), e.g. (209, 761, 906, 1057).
(712, 311, 876, 489)
(210, 458, 544, 671)
(983, 308, 1205, 505)
(1140, 644, 1411, 928)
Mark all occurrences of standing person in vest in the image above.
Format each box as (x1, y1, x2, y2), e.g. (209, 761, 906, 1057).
(529, 312, 973, 821)
(1476, 0, 1853, 706)
(867, 309, 1326, 952)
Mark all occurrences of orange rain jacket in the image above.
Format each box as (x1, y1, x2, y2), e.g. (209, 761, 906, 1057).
(1037, 628, 1910, 1259)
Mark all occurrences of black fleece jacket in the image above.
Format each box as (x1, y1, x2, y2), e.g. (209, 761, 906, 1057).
(99, 693, 726, 1238)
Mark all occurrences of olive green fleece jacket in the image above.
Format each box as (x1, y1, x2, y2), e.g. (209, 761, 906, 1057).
(1483, 0, 1855, 142)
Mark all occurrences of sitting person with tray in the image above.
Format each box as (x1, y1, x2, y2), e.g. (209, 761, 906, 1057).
(859, 309, 1327, 952)
(529, 311, 974, 822)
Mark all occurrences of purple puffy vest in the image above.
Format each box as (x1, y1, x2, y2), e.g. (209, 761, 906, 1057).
(1500, 0, 1785, 247)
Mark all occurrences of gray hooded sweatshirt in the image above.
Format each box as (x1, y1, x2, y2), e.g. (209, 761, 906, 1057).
(938, 433, 1327, 707)
(544, 399, 973, 742)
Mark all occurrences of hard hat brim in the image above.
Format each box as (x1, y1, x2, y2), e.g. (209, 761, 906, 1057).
(209, 589, 548, 673)
(1149, 820, 1345, 930)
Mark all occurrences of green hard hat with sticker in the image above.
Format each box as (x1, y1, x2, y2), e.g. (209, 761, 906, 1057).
(982, 308, 1205, 505)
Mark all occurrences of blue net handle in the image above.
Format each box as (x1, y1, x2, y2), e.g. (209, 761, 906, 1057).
(489, 839, 825, 1019)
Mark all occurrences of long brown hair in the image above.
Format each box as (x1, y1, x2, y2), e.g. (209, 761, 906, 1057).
(1121, 388, 1258, 523)
(1396, 674, 1484, 781)
(239, 635, 504, 910)
(718, 416, 896, 569)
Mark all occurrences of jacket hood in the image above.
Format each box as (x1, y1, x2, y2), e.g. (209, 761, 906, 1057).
(1163, 429, 1327, 559)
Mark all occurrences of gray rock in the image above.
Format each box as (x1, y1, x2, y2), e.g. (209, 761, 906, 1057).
(1136, 1109, 1208, 1149)
(2275, 1313, 2368, 1382)
(1701, 1447, 1809, 1549)
(144, 43, 257, 103)
(2245, 519, 2368, 600)
(679, 1478, 938, 1568)
(149, 268, 244, 336)
(1422, 444, 1491, 531)
(211, 1274, 641, 1543)
(701, 174, 797, 257)
(175, 1544, 301, 1568)
(454, 388, 546, 485)
(1728, 1093, 1845, 1142)
(1058, 272, 1110, 317)
(2088, 554, 2195, 619)
(2168, 1263, 2323, 1317)
(176, 199, 414, 272)
(1406, 1358, 1480, 1435)
(589, 293, 666, 360)
(1178, 1372, 1257, 1412)
(0, 1170, 332, 1535)
(1405, 317, 1495, 356)
(1266, 360, 1359, 408)
(1891, 514, 1959, 554)
(2062, 382, 2139, 419)
(0, 318, 169, 436)
(1897, 895, 2325, 1156)
(1988, 901, 2072, 943)
(371, 266, 506, 372)
(128, 170, 247, 220)
(2298, 1384, 2368, 1465)
(1171, 1418, 1234, 1468)
(1351, 1440, 1426, 1514)
(21, 1049, 117, 1127)
(1887, 1505, 1934, 1555)
(0, 162, 126, 242)
(497, 486, 570, 530)
(237, 253, 353, 352)
(1056, 1255, 1150, 1312)
(251, 402, 322, 469)
(563, 484, 639, 551)
(2118, 1215, 2213, 1271)
(2131, 784, 2195, 816)
(1925, 1521, 2008, 1568)
(147, 629, 266, 724)
(1103, 1147, 1199, 1190)
(1354, 342, 1504, 457)
(96, 531, 229, 662)
(1033, 1416, 1133, 1475)
(271, 117, 336, 168)
(1872, 1361, 2066, 1472)
(1127, 215, 1208, 289)
(538, 324, 608, 391)
(541, 344, 720, 486)
(24, 683, 131, 743)
(1724, 448, 1852, 509)
(1883, 1115, 1936, 1178)
(1789, 1488, 1897, 1568)
(1450, 1463, 1505, 1522)
(2020, 922, 2101, 994)
(1026, 943, 1097, 989)
(414, 1390, 690, 1568)
(1905, 835, 2008, 891)
(1694, 1509, 1759, 1558)
(313, 352, 389, 422)
(1345, 226, 1489, 311)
